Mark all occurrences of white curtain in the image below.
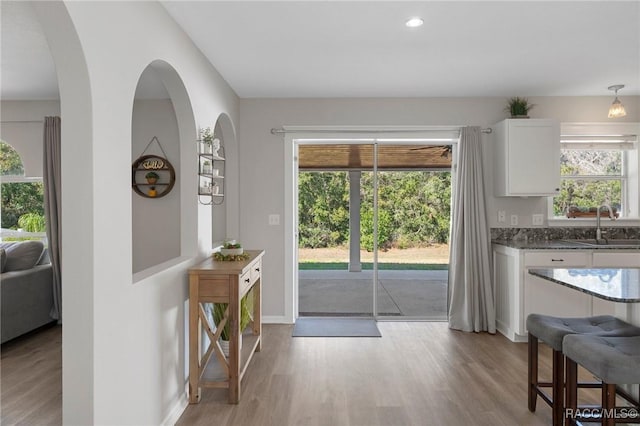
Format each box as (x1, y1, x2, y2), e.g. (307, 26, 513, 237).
(448, 126, 495, 333)
(43, 116, 62, 322)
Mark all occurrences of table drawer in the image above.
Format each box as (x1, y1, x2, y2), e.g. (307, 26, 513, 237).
(240, 270, 252, 296)
(524, 251, 589, 267)
(198, 277, 230, 299)
(250, 259, 262, 284)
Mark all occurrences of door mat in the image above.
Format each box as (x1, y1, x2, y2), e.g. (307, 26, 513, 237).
(292, 317, 381, 337)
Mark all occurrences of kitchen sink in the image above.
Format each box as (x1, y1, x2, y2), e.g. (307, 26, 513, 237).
(561, 239, 640, 248)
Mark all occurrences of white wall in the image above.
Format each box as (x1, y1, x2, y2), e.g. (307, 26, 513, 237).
(0, 100, 60, 177)
(238, 96, 639, 320)
(32, 1, 239, 424)
(131, 99, 181, 273)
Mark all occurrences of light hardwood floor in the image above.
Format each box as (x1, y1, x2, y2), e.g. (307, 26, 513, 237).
(178, 322, 554, 426)
(1, 322, 567, 425)
(1, 324, 61, 425)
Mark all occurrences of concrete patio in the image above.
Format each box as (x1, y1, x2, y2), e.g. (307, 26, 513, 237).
(299, 269, 448, 319)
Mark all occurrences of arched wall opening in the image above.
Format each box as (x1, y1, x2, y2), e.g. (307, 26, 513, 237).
(131, 60, 197, 275)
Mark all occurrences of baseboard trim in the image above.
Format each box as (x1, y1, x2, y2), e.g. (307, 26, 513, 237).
(262, 315, 292, 324)
(162, 392, 189, 426)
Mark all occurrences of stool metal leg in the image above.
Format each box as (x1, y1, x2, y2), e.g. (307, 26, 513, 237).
(552, 349, 565, 426)
(529, 333, 539, 412)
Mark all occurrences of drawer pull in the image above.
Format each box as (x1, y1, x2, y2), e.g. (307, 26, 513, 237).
(551, 258, 565, 262)
(245, 278, 250, 283)
(255, 267, 260, 272)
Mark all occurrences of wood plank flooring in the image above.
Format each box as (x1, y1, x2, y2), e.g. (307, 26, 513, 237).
(1, 324, 61, 425)
(178, 322, 553, 426)
(1, 322, 579, 425)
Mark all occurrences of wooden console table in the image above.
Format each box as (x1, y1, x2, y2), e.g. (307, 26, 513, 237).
(188, 250, 264, 404)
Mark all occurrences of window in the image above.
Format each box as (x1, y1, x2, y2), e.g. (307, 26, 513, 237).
(551, 124, 639, 220)
(0, 141, 46, 241)
(553, 147, 625, 217)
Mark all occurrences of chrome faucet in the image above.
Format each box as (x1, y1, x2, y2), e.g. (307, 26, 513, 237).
(596, 204, 615, 242)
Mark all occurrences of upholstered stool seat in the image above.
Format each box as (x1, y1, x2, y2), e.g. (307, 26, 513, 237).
(564, 335, 640, 426)
(526, 314, 640, 426)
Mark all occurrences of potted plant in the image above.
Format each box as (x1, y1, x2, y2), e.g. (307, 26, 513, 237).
(200, 127, 213, 153)
(221, 241, 242, 255)
(505, 96, 534, 118)
(145, 171, 159, 184)
(212, 293, 253, 357)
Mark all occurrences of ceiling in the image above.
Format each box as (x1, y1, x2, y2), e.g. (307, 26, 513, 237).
(2, 1, 639, 100)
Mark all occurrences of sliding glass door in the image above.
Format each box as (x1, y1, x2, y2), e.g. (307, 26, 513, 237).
(295, 137, 454, 320)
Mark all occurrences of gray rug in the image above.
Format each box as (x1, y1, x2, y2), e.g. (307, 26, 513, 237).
(292, 317, 382, 337)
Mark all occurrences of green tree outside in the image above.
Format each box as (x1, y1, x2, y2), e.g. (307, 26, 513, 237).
(298, 171, 451, 250)
(1, 141, 46, 230)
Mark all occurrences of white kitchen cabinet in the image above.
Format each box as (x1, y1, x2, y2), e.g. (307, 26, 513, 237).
(492, 245, 640, 342)
(493, 246, 590, 342)
(493, 119, 560, 196)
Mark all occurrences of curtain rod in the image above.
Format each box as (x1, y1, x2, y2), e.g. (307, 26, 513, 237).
(0, 120, 43, 124)
(270, 127, 492, 135)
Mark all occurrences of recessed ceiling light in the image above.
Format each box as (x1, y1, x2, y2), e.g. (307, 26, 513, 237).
(405, 17, 424, 28)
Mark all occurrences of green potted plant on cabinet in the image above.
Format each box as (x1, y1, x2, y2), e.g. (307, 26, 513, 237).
(505, 96, 534, 118)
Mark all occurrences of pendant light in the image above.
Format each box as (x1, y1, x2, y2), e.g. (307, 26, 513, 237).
(607, 84, 627, 118)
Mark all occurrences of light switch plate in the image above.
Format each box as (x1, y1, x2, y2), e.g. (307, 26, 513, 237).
(498, 210, 506, 223)
(510, 215, 518, 226)
(268, 214, 280, 226)
(532, 214, 544, 226)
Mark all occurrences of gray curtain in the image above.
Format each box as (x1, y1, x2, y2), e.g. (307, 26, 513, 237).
(43, 116, 62, 322)
(448, 126, 495, 333)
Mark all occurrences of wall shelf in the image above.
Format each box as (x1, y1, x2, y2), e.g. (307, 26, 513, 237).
(131, 154, 176, 199)
(198, 132, 225, 205)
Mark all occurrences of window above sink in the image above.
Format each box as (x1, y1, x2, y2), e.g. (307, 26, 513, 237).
(548, 122, 640, 224)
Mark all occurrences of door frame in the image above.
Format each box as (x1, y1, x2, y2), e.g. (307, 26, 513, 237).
(283, 126, 461, 323)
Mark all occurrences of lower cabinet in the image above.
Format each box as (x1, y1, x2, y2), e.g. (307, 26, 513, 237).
(493, 245, 639, 342)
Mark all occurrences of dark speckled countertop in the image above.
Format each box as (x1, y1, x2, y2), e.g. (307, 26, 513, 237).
(492, 239, 640, 250)
(529, 268, 640, 302)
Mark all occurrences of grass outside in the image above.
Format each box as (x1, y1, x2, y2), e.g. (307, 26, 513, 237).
(299, 245, 449, 270)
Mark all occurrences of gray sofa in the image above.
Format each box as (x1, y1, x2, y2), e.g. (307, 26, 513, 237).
(1, 241, 54, 344)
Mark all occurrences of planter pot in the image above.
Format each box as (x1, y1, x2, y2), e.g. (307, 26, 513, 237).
(219, 335, 242, 358)
(220, 247, 243, 256)
(146, 177, 158, 184)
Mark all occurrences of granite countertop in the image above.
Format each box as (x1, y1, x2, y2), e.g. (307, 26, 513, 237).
(528, 268, 640, 302)
(492, 239, 640, 250)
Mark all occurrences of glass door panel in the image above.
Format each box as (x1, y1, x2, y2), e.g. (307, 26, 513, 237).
(375, 145, 451, 319)
(297, 143, 375, 317)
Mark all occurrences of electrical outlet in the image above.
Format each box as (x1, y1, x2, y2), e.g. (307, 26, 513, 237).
(532, 214, 544, 226)
(510, 215, 518, 226)
(498, 210, 506, 223)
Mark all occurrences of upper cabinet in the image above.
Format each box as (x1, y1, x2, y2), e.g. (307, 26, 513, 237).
(493, 118, 560, 197)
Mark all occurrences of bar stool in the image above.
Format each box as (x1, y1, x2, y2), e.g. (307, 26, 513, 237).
(527, 314, 640, 426)
(564, 335, 640, 426)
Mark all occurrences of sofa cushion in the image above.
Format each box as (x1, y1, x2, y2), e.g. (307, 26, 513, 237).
(4, 241, 45, 272)
(0, 248, 6, 273)
(37, 247, 51, 265)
